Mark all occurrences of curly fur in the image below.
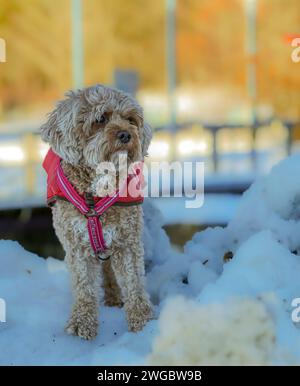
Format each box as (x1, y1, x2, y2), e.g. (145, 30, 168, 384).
(41, 84, 153, 340)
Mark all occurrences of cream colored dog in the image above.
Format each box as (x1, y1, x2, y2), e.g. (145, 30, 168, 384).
(41, 84, 153, 340)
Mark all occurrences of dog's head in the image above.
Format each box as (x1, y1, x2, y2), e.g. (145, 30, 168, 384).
(41, 84, 152, 168)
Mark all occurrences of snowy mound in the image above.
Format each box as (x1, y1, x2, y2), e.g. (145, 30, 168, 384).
(149, 297, 277, 366)
(1, 153, 300, 365)
(185, 153, 300, 273)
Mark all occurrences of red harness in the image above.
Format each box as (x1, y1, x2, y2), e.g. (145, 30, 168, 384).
(43, 149, 144, 259)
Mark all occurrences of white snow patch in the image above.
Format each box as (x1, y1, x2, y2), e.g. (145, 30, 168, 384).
(148, 296, 281, 366)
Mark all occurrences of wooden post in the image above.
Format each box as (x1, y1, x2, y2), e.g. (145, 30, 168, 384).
(23, 134, 39, 196)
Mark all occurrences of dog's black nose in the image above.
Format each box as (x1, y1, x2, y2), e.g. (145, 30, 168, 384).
(117, 131, 131, 144)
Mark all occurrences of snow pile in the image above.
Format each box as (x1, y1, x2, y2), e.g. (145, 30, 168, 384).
(148, 297, 277, 366)
(185, 153, 300, 274)
(1, 153, 300, 365)
(145, 154, 300, 364)
(149, 230, 300, 364)
(143, 199, 218, 303)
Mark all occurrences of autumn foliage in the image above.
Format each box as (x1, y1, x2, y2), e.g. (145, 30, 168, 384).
(0, 0, 299, 120)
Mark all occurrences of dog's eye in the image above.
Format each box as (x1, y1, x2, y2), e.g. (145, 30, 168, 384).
(96, 114, 108, 125)
(127, 117, 137, 126)
(91, 114, 109, 133)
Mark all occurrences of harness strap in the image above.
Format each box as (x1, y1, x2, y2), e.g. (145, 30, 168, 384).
(87, 216, 107, 257)
(57, 165, 89, 215)
(56, 162, 132, 259)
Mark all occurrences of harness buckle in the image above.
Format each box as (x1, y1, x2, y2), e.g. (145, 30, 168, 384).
(96, 253, 111, 261)
(86, 208, 98, 217)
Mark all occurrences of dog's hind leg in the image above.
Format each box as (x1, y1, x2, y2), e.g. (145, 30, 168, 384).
(102, 259, 123, 307)
(64, 246, 101, 340)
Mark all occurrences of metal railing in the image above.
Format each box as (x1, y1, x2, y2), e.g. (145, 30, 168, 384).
(155, 119, 297, 171)
(0, 120, 298, 209)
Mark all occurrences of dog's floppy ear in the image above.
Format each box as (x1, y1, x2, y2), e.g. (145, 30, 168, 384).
(40, 92, 82, 165)
(141, 122, 152, 157)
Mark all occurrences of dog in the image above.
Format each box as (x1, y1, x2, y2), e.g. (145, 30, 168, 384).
(41, 84, 153, 340)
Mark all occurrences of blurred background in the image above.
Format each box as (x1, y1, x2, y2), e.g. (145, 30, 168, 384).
(0, 0, 299, 258)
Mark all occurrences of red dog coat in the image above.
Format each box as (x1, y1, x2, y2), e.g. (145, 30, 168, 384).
(43, 148, 144, 259)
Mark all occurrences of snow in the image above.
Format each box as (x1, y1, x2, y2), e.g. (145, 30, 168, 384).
(152, 194, 239, 225)
(149, 296, 279, 365)
(0, 241, 157, 365)
(1, 153, 300, 365)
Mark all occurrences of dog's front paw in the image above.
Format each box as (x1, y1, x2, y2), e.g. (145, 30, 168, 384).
(126, 298, 153, 332)
(65, 305, 98, 340)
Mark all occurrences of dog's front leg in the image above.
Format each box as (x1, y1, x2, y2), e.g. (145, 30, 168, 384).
(65, 246, 101, 340)
(111, 241, 153, 332)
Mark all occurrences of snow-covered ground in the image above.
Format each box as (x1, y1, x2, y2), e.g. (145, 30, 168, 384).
(1, 154, 300, 365)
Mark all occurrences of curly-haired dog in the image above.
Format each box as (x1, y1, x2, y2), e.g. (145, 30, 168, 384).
(41, 84, 153, 340)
